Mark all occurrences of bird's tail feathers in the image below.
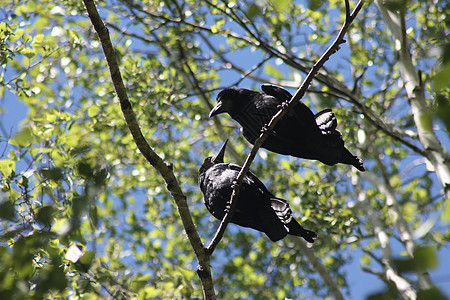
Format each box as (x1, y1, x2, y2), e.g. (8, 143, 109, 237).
(286, 219, 318, 243)
(339, 148, 365, 172)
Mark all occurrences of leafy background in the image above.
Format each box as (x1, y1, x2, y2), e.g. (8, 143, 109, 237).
(1, 0, 449, 299)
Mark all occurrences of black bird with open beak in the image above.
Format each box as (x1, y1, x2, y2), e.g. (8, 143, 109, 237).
(198, 140, 317, 243)
(209, 84, 365, 171)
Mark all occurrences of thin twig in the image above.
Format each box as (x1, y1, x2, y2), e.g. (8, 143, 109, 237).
(207, 0, 366, 255)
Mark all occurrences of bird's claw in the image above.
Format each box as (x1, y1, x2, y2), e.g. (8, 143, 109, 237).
(224, 202, 231, 214)
(261, 124, 273, 135)
(230, 180, 238, 190)
(276, 101, 289, 111)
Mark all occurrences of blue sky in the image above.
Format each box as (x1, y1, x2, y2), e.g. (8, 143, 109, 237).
(2, 68, 450, 300)
(1, 1, 450, 298)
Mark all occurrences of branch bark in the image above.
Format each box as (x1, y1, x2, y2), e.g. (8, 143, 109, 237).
(82, 1, 215, 298)
(356, 182, 417, 300)
(361, 169, 433, 290)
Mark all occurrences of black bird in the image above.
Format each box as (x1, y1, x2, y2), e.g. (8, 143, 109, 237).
(198, 140, 317, 243)
(209, 84, 365, 171)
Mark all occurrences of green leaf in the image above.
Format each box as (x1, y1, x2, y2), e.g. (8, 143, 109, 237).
(139, 286, 160, 298)
(441, 198, 450, 223)
(76, 162, 93, 179)
(36, 205, 56, 226)
(33, 33, 44, 44)
(22, 48, 35, 59)
(76, 278, 93, 294)
(264, 64, 283, 80)
(0, 201, 16, 221)
(413, 246, 438, 271)
(433, 63, 450, 91)
(271, 0, 291, 12)
(87, 105, 100, 117)
(246, 4, 261, 19)
(435, 94, 450, 133)
(419, 112, 433, 132)
(74, 251, 95, 273)
(40, 167, 64, 182)
(52, 218, 71, 236)
(0, 160, 15, 178)
(130, 274, 151, 291)
(360, 255, 371, 267)
(11, 127, 32, 147)
(417, 287, 447, 300)
(36, 264, 68, 294)
(394, 246, 438, 273)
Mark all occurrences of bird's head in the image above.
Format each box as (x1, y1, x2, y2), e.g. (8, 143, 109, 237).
(202, 139, 228, 168)
(209, 87, 253, 118)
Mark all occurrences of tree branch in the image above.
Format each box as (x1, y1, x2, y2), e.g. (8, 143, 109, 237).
(366, 154, 433, 290)
(206, 0, 365, 254)
(375, 0, 450, 199)
(294, 239, 345, 300)
(81, 1, 215, 298)
(356, 179, 416, 300)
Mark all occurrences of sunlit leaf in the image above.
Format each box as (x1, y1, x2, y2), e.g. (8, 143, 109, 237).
(0, 160, 15, 178)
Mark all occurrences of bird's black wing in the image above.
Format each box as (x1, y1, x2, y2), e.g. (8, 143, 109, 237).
(261, 84, 293, 100)
(262, 84, 342, 136)
(261, 85, 365, 170)
(226, 164, 273, 194)
(221, 164, 289, 241)
(261, 84, 321, 134)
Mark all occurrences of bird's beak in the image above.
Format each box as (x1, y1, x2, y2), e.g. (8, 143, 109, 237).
(209, 101, 225, 118)
(212, 139, 228, 163)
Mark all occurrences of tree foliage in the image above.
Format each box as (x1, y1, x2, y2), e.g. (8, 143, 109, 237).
(0, 0, 449, 299)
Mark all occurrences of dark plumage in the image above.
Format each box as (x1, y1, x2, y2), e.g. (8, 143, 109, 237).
(198, 140, 317, 243)
(209, 84, 365, 171)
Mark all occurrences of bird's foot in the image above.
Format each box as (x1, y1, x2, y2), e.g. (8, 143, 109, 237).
(260, 124, 274, 135)
(230, 180, 238, 190)
(276, 101, 290, 111)
(224, 202, 231, 214)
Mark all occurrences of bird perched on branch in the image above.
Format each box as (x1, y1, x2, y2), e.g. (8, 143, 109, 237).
(209, 84, 365, 171)
(198, 140, 317, 243)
